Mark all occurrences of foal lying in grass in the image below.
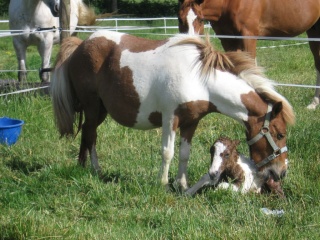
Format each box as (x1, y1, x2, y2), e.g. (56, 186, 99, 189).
(186, 137, 285, 197)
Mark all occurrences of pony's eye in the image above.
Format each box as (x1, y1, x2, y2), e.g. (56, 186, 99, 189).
(277, 133, 285, 140)
(223, 153, 230, 159)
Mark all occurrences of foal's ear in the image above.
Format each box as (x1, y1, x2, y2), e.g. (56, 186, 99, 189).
(234, 140, 241, 146)
(271, 102, 283, 118)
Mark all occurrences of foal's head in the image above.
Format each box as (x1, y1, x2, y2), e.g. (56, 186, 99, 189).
(208, 137, 244, 186)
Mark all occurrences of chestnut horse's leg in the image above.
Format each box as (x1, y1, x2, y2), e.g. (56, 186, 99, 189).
(307, 22, 320, 110)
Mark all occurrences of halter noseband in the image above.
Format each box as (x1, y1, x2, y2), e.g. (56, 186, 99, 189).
(247, 103, 288, 168)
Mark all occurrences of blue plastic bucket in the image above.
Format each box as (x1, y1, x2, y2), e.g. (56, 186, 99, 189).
(0, 117, 24, 146)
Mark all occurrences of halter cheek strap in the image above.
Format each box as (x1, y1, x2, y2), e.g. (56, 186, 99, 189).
(247, 103, 288, 168)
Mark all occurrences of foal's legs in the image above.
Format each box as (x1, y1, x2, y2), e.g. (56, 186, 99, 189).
(307, 24, 320, 109)
(12, 37, 27, 82)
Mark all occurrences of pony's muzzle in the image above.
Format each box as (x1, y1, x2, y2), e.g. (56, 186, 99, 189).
(268, 168, 286, 182)
(208, 171, 221, 184)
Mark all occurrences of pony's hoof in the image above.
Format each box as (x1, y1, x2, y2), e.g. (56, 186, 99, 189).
(307, 97, 319, 110)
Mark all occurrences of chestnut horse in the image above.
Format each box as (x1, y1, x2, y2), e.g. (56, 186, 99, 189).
(178, 0, 320, 109)
(51, 30, 295, 191)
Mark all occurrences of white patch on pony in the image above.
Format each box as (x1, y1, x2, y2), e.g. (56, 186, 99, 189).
(119, 36, 210, 129)
(217, 182, 239, 192)
(285, 158, 288, 166)
(89, 30, 125, 45)
(236, 155, 257, 193)
(209, 142, 226, 176)
(187, 9, 197, 35)
(207, 71, 251, 122)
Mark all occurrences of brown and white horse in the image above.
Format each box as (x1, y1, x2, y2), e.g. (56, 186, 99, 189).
(51, 30, 295, 191)
(178, 0, 320, 109)
(186, 137, 285, 197)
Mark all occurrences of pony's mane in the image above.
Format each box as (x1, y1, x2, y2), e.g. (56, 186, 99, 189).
(174, 35, 295, 125)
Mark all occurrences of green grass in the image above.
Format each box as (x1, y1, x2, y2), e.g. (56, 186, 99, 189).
(1, 18, 320, 239)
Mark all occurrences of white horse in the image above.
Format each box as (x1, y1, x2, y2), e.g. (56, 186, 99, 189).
(9, 0, 96, 82)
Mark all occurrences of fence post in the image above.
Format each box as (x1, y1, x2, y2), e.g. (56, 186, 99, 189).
(60, 0, 71, 42)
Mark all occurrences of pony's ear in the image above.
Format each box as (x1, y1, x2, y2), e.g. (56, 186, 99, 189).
(234, 140, 241, 146)
(271, 102, 283, 118)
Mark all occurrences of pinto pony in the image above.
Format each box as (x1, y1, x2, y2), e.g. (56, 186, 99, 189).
(186, 137, 285, 197)
(9, 0, 98, 82)
(178, 0, 320, 109)
(51, 30, 295, 190)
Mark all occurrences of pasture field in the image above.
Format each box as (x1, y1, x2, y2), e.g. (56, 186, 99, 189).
(1, 18, 320, 239)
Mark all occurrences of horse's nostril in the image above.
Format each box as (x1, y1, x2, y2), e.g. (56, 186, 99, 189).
(280, 170, 287, 179)
(269, 169, 280, 182)
(54, 4, 59, 13)
(209, 171, 219, 181)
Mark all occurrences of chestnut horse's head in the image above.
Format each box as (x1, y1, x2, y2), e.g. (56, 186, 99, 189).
(178, 0, 205, 35)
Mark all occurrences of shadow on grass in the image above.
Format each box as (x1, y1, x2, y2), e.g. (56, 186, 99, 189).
(5, 158, 43, 175)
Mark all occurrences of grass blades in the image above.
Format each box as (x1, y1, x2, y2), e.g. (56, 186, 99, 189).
(1, 17, 320, 239)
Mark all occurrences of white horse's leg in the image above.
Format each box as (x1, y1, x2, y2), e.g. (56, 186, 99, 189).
(37, 36, 54, 82)
(175, 138, 191, 190)
(307, 70, 320, 110)
(159, 120, 176, 188)
(12, 37, 27, 82)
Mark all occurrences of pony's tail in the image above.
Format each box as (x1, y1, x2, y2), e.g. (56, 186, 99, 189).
(51, 37, 83, 137)
(77, 1, 113, 26)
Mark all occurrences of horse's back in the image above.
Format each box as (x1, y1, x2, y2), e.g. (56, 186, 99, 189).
(259, 0, 320, 35)
(230, 0, 320, 36)
(65, 31, 207, 129)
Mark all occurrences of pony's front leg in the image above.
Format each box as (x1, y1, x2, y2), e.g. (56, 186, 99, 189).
(159, 120, 176, 188)
(176, 124, 198, 191)
(175, 138, 191, 190)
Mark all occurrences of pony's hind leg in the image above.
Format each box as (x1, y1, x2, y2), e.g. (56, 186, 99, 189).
(79, 103, 107, 173)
